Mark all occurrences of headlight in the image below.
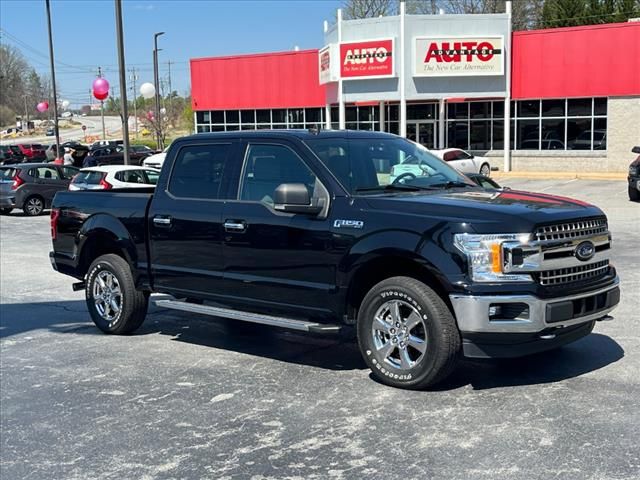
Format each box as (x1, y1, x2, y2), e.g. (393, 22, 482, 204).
(454, 233, 537, 283)
(630, 166, 638, 176)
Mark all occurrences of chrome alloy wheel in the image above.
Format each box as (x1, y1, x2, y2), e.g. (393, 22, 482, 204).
(371, 300, 427, 370)
(92, 270, 122, 322)
(25, 197, 43, 215)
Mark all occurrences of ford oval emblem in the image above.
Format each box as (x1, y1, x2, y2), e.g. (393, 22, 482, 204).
(575, 240, 595, 261)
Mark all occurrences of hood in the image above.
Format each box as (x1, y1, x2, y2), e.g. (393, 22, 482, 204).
(363, 188, 604, 233)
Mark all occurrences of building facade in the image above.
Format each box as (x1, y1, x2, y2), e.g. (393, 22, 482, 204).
(190, 12, 640, 173)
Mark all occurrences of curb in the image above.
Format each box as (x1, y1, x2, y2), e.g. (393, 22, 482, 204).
(493, 171, 627, 181)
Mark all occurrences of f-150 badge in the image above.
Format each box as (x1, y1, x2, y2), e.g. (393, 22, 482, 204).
(334, 219, 364, 229)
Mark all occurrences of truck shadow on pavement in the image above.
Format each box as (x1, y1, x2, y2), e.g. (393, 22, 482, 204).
(0, 300, 625, 390)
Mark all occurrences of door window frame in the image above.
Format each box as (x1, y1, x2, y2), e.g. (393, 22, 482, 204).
(164, 141, 239, 202)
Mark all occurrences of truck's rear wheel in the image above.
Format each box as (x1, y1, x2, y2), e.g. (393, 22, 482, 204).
(86, 254, 148, 334)
(357, 276, 460, 390)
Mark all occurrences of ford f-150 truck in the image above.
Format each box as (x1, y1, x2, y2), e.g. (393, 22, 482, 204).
(50, 130, 620, 389)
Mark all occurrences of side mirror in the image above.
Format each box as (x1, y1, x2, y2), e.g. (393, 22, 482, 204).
(632, 146, 640, 154)
(273, 183, 322, 215)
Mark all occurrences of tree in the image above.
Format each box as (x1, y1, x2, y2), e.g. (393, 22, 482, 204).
(541, 0, 639, 27)
(341, 0, 396, 19)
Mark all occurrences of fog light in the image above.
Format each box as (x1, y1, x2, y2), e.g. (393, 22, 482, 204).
(488, 305, 502, 317)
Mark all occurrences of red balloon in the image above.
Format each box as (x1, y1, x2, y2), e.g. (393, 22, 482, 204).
(93, 90, 109, 101)
(36, 101, 49, 112)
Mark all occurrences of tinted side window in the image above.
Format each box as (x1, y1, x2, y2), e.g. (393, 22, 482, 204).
(240, 144, 316, 205)
(116, 170, 146, 184)
(29, 167, 61, 180)
(168, 144, 231, 199)
(144, 169, 160, 185)
(61, 167, 79, 179)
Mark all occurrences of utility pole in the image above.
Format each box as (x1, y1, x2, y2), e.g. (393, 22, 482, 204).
(130, 67, 138, 139)
(115, 0, 130, 165)
(45, 0, 61, 163)
(167, 60, 172, 125)
(98, 66, 106, 139)
(23, 95, 29, 131)
(153, 31, 165, 150)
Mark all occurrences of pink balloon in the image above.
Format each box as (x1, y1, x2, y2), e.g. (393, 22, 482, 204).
(36, 101, 49, 112)
(93, 90, 109, 101)
(146, 111, 155, 120)
(92, 77, 110, 96)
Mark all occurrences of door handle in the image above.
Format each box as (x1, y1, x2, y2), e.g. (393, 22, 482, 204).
(153, 215, 172, 227)
(224, 220, 247, 232)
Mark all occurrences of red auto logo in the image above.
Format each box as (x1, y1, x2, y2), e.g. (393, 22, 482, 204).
(424, 41, 500, 63)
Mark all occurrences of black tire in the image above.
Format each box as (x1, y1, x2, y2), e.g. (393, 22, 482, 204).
(23, 195, 44, 216)
(357, 276, 460, 390)
(629, 186, 640, 201)
(85, 254, 148, 334)
(479, 163, 491, 176)
(0, 208, 12, 215)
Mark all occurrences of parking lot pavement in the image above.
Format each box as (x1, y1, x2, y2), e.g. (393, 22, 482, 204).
(1, 179, 638, 480)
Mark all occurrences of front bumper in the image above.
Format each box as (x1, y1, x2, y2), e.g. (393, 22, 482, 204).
(450, 278, 620, 334)
(628, 176, 640, 191)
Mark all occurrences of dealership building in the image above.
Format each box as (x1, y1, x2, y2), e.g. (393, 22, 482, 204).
(190, 8, 639, 172)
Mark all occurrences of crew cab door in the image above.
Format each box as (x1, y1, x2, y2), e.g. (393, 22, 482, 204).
(148, 140, 240, 295)
(221, 140, 336, 316)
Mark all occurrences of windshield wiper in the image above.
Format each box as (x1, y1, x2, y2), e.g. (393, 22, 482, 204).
(355, 184, 425, 193)
(430, 181, 473, 189)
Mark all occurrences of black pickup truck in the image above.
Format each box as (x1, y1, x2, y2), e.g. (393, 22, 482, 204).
(50, 130, 620, 389)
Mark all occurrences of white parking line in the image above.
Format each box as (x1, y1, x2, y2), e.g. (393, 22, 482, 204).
(538, 178, 579, 192)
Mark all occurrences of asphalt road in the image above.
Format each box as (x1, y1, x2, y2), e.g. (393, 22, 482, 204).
(0, 116, 122, 146)
(1, 179, 638, 480)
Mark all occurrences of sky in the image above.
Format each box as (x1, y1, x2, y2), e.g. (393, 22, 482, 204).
(0, 0, 341, 108)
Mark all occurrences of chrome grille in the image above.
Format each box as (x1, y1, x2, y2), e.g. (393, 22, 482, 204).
(538, 260, 609, 286)
(535, 218, 608, 242)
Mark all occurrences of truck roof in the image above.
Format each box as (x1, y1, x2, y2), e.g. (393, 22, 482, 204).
(179, 129, 399, 142)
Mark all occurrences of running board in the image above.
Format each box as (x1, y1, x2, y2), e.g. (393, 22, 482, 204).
(154, 299, 342, 334)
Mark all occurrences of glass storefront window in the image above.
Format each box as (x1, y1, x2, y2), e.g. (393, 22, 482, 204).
(408, 103, 435, 120)
(211, 111, 224, 124)
(305, 108, 321, 123)
(241, 110, 256, 124)
(226, 110, 239, 123)
(272, 109, 286, 123)
(447, 103, 468, 119)
(593, 118, 607, 150)
(288, 108, 304, 123)
(492, 120, 504, 149)
(492, 101, 504, 118)
(345, 107, 357, 122)
(566, 118, 591, 149)
(517, 119, 540, 149)
(387, 104, 399, 121)
(470, 121, 491, 150)
(518, 100, 539, 117)
(470, 102, 491, 119)
(256, 110, 271, 124)
(541, 99, 565, 117)
(594, 98, 607, 116)
(541, 119, 565, 150)
(447, 121, 469, 149)
(196, 111, 210, 123)
(568, 98, 592, 116)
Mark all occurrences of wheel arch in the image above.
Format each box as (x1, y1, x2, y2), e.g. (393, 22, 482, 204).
(344, 251, 453, 323)
(77, 214, 138, 278)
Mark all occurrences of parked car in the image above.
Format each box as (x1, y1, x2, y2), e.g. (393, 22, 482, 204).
(431, 148, 492, 175)
(8, 163, 79, 215)
(465, 173, 504, 190)
(142, 146, 169, 169)
(0, 166, 17, 214)
(46, 126, 58, 136)
(90, 140, 123, 151)
(86, 145, 154, 166)
(570, 130, 607, 150)
(628, 145, 640, 201)
(69, 165, 160, 191)
(50, 130, 619, 390)
(44, 143, 89, 167)
(16, 144, 46, 161)
(0, 145, 23, 165)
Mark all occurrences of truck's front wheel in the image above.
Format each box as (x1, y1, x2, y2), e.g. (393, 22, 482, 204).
(357, 276, 460, 389)
(86, 254, 148, 334)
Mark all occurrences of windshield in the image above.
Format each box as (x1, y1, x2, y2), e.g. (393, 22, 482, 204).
(304, 136, 473, 194)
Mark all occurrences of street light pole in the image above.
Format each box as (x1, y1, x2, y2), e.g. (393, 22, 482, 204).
(114, 0, 130, 165)
(153, 32, 165, 150)
(45, 0, 61, 163)
(98, 66, 106, 140)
